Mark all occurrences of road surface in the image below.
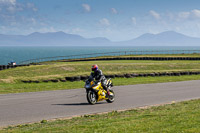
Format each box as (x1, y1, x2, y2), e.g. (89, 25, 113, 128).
(0, 80, 200, 127)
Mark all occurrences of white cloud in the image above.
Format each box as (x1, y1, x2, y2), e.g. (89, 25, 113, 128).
(38, 27, 57, 33)
(99, 18, 110, 26)
(177, 9, 200, 20)
(178, 12, 190, 19)
(30, 18, 36, 25)
(27, 3, 38, 12)
(0, 26, 6, 30)
(0, 0, 16, 5)
(6, 5, 23, 13)
(33, 8, 38, 12)
(82, 4, 90, 12)
(27, 3, 34, 8)
(6, 6, 15, 12)
(0, 0, 24, 13)
(167, 12, 174, 20)
(111, 8, 117, 14)
(0, 0, 39, 27)
(0, 1, 37, 13)
(10, 21, 17, 26)
(71, 28, 84, 34)
(149, 10, 160, 20)
(197, 23, 200, 29)
(191, 9, 200, 18)
(131, 17, 136, 25)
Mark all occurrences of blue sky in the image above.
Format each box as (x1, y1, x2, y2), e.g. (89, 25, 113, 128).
(0, 0, 200, 41)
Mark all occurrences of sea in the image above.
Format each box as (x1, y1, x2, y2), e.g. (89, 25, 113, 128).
(0, 46, 200, 65)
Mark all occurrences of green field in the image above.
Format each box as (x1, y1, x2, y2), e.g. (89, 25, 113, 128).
(1, 60, 200, 83)
(1, 54, 200, 94)
(1, 75, 200, 94)
(1, 99, 199, 133)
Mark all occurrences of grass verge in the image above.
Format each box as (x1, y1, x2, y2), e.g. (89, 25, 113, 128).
(1, 55, 200, 94)
(1, 75, 200, 94)
(1, 99, 200, 132)
(1, 60, 200, 83)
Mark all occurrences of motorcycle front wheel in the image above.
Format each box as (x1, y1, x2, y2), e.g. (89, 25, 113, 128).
(106, 90, 115, 103)
(87, 90, 97, 105)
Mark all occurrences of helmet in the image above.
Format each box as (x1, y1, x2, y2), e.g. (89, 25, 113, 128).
(92, 64, 98, 71)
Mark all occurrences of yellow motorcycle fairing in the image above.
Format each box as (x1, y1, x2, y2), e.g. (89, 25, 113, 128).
(90, 81, 108, 101)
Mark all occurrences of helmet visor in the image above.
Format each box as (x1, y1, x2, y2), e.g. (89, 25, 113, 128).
(92, 67, 96, 71)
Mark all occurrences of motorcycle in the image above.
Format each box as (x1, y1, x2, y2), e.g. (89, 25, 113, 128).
(84, 78, 115, 105)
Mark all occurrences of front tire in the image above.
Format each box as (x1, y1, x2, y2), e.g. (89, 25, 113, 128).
(87, 90, 97, 105)
(106, 90, 115, 103)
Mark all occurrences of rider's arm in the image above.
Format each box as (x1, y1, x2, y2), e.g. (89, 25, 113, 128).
(88, 72, 94, 82)
(95, 70, 104, 82)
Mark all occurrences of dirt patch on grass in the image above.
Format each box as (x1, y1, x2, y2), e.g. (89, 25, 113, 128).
(60, 66, 75, 71)
(0, 78, 14, 83)
(32, 74, 64, 80)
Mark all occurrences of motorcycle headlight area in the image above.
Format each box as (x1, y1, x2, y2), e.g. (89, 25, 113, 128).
(85, 84, 91, 89)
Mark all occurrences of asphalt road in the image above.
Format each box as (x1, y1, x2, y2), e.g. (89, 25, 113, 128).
(0, 80, 200, 127)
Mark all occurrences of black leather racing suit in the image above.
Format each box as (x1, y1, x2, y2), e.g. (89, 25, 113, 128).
(89, 69, 107, 90)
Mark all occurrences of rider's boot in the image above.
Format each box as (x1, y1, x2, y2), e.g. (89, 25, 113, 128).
(107, 89, 110, 96)
(103, 86, 110, 98)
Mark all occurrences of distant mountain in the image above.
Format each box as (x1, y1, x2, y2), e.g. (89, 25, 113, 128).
(0, 31, 112, 46)
(0, 31, 200, 46)
(118, 31, 200, 46)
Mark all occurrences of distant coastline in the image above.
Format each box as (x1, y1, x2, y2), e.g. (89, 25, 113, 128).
(1, 46, 200, 65)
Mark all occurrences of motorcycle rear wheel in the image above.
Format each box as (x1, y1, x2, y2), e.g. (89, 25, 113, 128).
(87, 90, 97, 105)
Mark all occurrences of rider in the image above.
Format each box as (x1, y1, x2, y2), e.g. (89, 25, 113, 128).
(89, 64, 110, 96)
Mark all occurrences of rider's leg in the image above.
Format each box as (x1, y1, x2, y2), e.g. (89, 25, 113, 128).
(102, 79, 110, 95)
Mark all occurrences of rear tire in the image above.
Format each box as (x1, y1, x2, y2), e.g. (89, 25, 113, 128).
(87, 90, 97, 105)
(106, 90, 115, 103)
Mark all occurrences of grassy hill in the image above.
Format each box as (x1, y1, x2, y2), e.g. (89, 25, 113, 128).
(1, 54, 200, 94)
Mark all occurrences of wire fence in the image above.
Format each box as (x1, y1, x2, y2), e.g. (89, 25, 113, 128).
(19, 50, 200, 65)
